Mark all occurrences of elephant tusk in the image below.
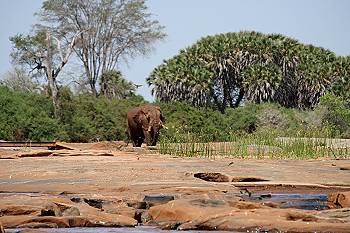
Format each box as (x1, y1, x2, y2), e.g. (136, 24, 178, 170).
(162, 124, 168, 129)
(147, 125, 152, 132)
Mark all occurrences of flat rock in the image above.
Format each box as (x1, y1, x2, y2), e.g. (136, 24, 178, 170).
(1, 215, 90, 228)
(51, 150, 114, 157)
(17, 151, 52, 158)
(317, 208, 350, 221)
(148, 198, 232, 224)
(178, 209, 350, 232)
(328, 191, 350, 208)
(0, 205, 41, 216)
(0, 196, 137, 228)
(148, 198, 350, 232)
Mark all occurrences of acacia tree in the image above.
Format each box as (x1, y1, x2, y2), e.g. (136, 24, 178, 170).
(1, 67, 40, 93)
(38, 0, 166, 96)
(10, 30, 80, 118)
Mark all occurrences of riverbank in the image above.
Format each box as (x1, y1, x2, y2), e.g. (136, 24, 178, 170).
(1, 142, 350, 232)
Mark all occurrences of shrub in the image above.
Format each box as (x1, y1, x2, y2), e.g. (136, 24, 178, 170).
(318, 93, 350, 138)
(0, 87, 66, 141)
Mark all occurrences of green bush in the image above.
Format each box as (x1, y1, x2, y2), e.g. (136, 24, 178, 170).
(318, 93, 350, 138)
(63, 94, 146, 142)
(158, 101, 259, 142)
(0, 87, 145, 142)
(0, 87, 66, 141)
(0, 86, 348, 143)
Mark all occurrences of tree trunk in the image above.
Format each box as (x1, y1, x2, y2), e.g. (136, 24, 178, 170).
(234, 89, 245, 108)
(84, 64, 98, 97)
(90, 80, 98, 97)
(46, 32, 60, 119)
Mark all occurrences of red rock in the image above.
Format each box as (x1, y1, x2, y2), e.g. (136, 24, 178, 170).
(178, 208, 350, 232)
(17, 151, 52, 158)
(51, 150, 114, 157)
(1, 215, 91, 228)
(148, 199, 232, 223)
(0, 205, 41, 216)
(328, 191, 350, 208)
(14, 229, 49, 233)
(148, 198, 350, 232)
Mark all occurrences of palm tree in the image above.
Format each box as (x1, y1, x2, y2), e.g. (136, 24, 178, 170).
(147, 31, 347, 111)
(100, 70, 137, 99)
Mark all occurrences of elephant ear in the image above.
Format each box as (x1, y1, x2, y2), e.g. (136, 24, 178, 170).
(135, 109, 150, 128)
(140, 106, 152, 120)
(154, 106, 165, 123)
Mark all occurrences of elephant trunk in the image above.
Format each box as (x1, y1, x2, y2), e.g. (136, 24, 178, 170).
(145, 118, 165, 146)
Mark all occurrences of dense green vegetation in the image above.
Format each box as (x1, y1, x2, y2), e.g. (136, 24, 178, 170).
(147, 31, 350, 112)
(0, 86, 348, 143)
(0, 86, 145, 142)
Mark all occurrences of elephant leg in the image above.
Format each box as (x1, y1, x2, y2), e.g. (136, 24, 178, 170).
(151, 138, 157, 146)
(150, 131, 158, 146)
(135, 135, 144, 147)
(130, 134, 141, 147)
(131, 137, 138, 147)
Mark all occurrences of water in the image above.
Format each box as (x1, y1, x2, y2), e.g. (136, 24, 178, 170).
(240, 192, 329, 210)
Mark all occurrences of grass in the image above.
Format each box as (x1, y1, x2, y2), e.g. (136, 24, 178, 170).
(158, 131, 350, 159)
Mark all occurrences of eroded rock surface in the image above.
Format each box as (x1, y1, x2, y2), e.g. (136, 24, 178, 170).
(0, 195, 137, 228)
(1, 144, 350, 232)
(148, 198, 350, 232)
(328, 191, 350, 208)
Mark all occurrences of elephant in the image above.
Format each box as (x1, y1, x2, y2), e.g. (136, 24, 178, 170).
(127, 105, 165, 147)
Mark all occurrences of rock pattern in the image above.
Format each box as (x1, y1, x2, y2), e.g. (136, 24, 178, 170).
(328, 191, 350, 208)
(147, 198, 350, 232)
(0, 195, 137, 229)
(1, 144, 350, 232)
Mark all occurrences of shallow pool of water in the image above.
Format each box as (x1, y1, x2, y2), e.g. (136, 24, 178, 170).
(240, 192, 329, 210)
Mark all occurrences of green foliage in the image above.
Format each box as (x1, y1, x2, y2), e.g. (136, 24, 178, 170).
(0, 87, 66, 141)
(331, 56, 350, 107)
(318, 93, 350, 138)
(0, 87, 348, 144)
(148, 31, 348, 111)
(158, 101, 259, 142)
(159, 133, 349, 159)
(0, 87, 145, 142)
(158, 100, 349, 159)
(62, 94, 146, 142)
(100, 70, 137, 99)
(242, 63, 283, 103)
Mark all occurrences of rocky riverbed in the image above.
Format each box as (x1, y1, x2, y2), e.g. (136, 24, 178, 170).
(1, 142, 350, 232)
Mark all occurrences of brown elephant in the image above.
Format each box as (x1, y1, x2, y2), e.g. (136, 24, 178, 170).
(127, 105, 165, 147)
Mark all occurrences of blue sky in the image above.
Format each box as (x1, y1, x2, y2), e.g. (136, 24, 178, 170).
(1, 0, 349, 101)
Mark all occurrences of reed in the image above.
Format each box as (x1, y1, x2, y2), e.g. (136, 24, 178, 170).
(158, 130, 350, 159)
